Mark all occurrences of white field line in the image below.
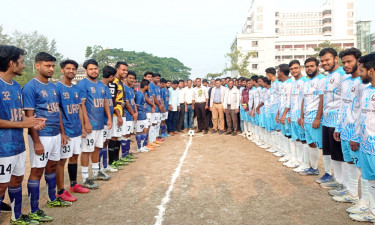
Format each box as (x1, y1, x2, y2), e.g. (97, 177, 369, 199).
(154, 135, 193, 225)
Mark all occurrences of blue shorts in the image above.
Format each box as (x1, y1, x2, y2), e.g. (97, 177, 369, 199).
(240, 108, 246, 121)
(281, 121, 291, 137)
(291, 121, 306, 141)
(265, 114, 275, 132)
(304, 123, 322, 149)
(360, 150, 375, 180)
(258, 113, 265, 128)
(253, 113, 259, 126)
(342, 139, 361, 167)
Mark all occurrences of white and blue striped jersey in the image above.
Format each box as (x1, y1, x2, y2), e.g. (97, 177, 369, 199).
(302, 74, 325, 123)
(356, 85, 375, 155)
(278, 79, 293, 118)
(264, 87, 272, 115)
(248, 87, 256, 111)
(290, 76, 308, 122)
(270, 80, 281, 114)
(253, 86, 262, 108)
(0, 78, 25, 157)
(322, 67, 347, 127)
(336, 76, 367, 142)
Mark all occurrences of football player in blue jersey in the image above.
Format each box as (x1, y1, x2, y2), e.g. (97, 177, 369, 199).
(77, 59, 112, 189)
(23, 52, 72, 223)
(135, 79, 151, 152)
(159, 78, 169, 138)
(0, 45, 46, 224)
(143, 72, 157, 150)
(55, 60, 89, 203)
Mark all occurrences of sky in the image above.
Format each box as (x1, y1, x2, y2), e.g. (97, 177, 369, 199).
(1, 0, 374, 78)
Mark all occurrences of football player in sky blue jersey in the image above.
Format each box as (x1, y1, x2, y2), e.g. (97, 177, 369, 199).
(0, 45, 46, 224)
(121, 71, 138, 162)
(349, 53, 375, 222)
(143, 72, 156, 150)
(77, 59, 112, 190)
(23, 52, 72, 222)
(319, 48, 347, 189)
(55, 59, 89, 203)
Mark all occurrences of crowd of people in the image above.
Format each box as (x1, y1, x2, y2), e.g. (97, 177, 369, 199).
(1, 43, 375, 224)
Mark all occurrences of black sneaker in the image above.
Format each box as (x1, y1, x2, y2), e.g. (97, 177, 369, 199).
(1, 202, 11, 212)
(196, 130, 202, 133)
(219, 130, 223, 135)
(211, 130, 217, 134)
(204, 130, 208, 134)
(226, 131, 232, 135)
(232, 131, 237, 136)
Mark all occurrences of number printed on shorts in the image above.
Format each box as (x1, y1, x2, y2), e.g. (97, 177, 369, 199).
(352, 157, 358, 164)
(87, 139, 94, 146)
(140, 125, 144, 129)
(117, 127, 122, 132)
(40, 152, 49, 161)
(0, 164, 12, 175)
(127, 126, 131, 131)
(103, 130, 107, 136)
(62, 145, 71, 154)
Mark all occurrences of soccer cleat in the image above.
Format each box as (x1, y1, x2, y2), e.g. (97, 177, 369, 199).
(10, 214, 39, 225)
(349, 211, 375, 222)
(284, 160, 299, 168)
(83, 178, 99, 189)
(293, 165, 309, 173)
(126, 154, 139, 159)
(47, 198, 72, 208)
(328, 184, 347, 196)
(332, 194, 359, 203)
(93, 171, 111, 181)
(104, 165, 118, 173)
(155, 139, 163, 144)
(138, 147, 149, 153)
(120, 157, 135, 163)
(299, 167, 319, 176)
(111, 162, 124, 170)
(320, 180, 341, 189)
(115, 160, 130, 166)
(28, 210, 53, 223)
(316, 173, 334, 184)
(57, 190, 77, 202)
(149, 142, 160, 147)
(347, 200, 370, 214)
(145, 145, 155, 151)
(259, 144, 270, 149)
(278, 156, 289, 162)
(273, 151, 285, 157)
(266, 148, 277, 153)
(69, 184, 90, 193)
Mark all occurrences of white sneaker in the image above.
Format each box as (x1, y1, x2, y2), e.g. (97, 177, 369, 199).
(104, 165, 118, 172)
(284, 160, 299, 168)
(349, 211, 375, 222)
(239, 132, 246, 137)
(347, 200, 370, 214)
(144, 146, 152, 151)
(293, 165, 309, 173)
(259, 144, 270, 149)
(278, 156, 289, 162)
(273, 151, 285, 157)
(266, 148, 277, 153)
(138, 147, 149, 153)
(332, 194, 359, 203)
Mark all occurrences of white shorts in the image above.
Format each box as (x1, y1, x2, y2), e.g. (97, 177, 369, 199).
(0, 151, 26, 183)
(82, 130, 104, 153)
(29, 134, 61, 168)
(60, 136, 82, 159)
(136, 120, 149, 133)
(111, 117, 126, 138)
(146, 113, 152, 127)
(103, 125, 111, 140)
(123, 121, 134, 135)
(161, 112, 168, 121)
(151, 113, 160, 124)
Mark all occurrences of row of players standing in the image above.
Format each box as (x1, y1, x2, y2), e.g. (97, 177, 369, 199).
(238, 47, 375, 223)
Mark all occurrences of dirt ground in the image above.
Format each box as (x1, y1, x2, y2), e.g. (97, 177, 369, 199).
(0, 130, 364, 225)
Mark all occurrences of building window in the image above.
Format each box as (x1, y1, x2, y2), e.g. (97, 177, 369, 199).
(252, 64, 258, 69)
(253, 52, 259, 58)
(252, 41, 258, 47)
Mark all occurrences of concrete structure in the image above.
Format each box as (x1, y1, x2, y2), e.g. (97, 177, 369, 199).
(73, 64, 86, 84)
(356, 20, 372, 54)
(371, 33, 375, 52)
(232, 0, 357, 76)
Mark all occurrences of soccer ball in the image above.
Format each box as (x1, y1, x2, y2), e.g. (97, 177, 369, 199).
(188, 130, 195, 136)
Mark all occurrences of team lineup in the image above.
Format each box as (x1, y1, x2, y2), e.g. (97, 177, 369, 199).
(1, 44, 375, 224)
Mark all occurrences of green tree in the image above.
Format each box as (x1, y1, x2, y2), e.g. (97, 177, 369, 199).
(0, 25, 10, 45)
(86, 46, 191, 80)
(313, 41, 344, 58)
(224, 47, 256, 78)
(205, 72, 222, 79)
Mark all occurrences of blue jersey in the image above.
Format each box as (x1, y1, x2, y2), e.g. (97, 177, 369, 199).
(55, 81, 82, 138)
(103, 84, 114, 124)
(135, 91, 147, 120)
(149, 83, 161, 112)
(145, 90, 153, 113)
(0, 78, 25, 157)
(356, 85, 375, 155)
(161, 88, 169, 110)
(22, 78, 60, 136)
(124, 85, 136, 121)
(77, 78, 107, 130)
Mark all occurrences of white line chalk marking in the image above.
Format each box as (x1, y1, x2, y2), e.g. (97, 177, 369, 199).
(154, 135, 192, 225)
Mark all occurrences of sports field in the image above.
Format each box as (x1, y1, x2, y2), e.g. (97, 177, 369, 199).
(0, 132, 361, 224)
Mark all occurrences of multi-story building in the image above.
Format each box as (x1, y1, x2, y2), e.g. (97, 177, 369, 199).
(232, 0, 357, 76)
(356, 20, 372, 54)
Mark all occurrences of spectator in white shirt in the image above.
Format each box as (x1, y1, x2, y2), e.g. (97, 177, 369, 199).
(224, 79, 240, 135)
(184, 79, 195, 131)
(193, 78, 209, 134)
(176, 80, 185, 132)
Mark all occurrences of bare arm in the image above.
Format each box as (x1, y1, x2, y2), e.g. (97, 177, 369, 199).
(104, 98, 112, 129)
(81, 99, 92, 133)
(25, 110, 44, 155)
(312, 95, 323, 129)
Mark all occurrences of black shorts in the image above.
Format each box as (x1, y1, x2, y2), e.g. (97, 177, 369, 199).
(322, 126, 343, 161)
